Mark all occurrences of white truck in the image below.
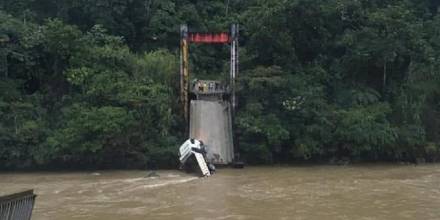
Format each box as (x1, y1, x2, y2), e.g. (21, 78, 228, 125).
(179, 139, 215, 177)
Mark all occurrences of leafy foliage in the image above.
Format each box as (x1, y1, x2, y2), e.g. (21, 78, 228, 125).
(1, 0, 440, 169)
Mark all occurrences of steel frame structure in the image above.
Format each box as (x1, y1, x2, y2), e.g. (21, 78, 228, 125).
(180, 24, 239, 123)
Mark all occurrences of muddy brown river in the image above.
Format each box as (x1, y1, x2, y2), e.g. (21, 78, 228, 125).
(1, 165, 440, 220)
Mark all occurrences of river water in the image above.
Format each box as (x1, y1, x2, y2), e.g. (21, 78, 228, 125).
(1, 165, 439, 220)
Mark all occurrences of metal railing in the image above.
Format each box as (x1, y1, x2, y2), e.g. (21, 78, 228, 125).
(192, 81, 227, 95)
(0, 190, 36, 220)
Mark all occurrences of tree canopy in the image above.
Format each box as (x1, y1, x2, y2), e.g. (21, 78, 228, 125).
(1, 0, 439, 169)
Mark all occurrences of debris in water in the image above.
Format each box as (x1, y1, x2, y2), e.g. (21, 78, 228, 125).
(145, 171, 160, 178)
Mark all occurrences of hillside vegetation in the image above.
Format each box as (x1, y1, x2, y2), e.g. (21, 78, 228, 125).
(1, 0, 440, 169)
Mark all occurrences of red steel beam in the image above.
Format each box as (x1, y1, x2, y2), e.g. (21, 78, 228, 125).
(188, 32, 230, 44)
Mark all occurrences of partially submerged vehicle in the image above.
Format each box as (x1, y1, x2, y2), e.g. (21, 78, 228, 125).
(179, 138, 215, 177)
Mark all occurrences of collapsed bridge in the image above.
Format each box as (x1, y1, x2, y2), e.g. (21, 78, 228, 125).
(189, 80, 234, 164)
(180, 24, 239, 166)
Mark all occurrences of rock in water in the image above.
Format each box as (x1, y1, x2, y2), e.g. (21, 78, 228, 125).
(146, 171, 160, 178)
(208, 163, 216, 174)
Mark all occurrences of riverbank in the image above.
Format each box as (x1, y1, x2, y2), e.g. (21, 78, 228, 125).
(1, 159, 438, 173)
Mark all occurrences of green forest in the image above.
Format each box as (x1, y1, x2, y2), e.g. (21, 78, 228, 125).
(1, 0, 440, 169)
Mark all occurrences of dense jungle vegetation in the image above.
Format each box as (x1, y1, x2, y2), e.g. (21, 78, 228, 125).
(1, 0, 440, 169)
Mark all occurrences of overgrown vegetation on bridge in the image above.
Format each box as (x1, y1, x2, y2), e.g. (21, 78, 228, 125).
(1, 0, 440, 169)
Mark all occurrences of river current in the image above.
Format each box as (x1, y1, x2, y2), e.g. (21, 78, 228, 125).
(1, 165, 439, 220)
